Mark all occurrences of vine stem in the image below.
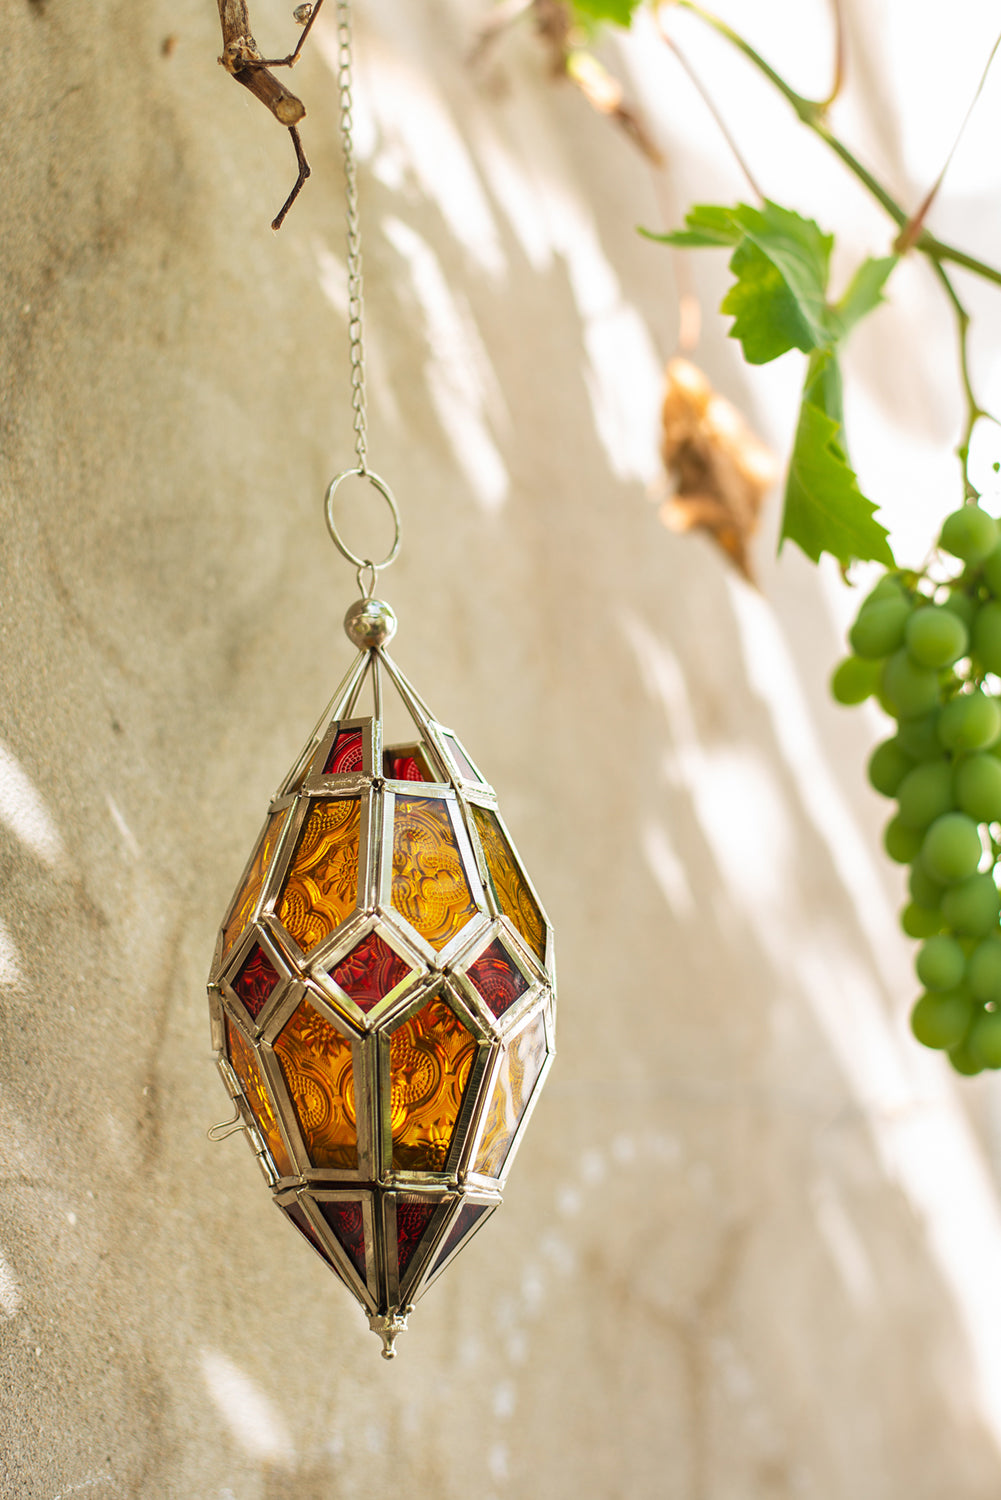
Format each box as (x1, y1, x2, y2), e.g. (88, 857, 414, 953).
(660, 0, 1001, 494)
(665, 0, 1001, 288)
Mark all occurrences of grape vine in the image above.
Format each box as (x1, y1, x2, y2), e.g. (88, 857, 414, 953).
(517, 0, 1001, 1075)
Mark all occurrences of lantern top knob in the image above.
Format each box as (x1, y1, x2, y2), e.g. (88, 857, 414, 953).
(344, 597, 398, 651)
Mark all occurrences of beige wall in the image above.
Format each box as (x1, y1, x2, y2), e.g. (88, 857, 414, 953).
(5, 2, 1001, 1496)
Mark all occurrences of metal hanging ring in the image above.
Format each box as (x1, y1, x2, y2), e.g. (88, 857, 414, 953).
(324, 467, 402, 573)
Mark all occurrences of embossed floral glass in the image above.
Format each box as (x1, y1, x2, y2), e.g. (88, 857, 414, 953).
(208, 616, 556, 1355)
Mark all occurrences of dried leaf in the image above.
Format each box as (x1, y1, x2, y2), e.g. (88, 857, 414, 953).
(659, 358, 779, 582)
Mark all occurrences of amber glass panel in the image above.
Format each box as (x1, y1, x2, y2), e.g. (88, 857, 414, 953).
(467, 939, 529, 1020)
(389, 999, 477, 1171)
(226, 1019, 294, 1176)
(396, 1199, 437, 1276)
(222, 809, 286, 958)
(233, 944, 280, 1020)
(429, 1202, 490, 1276)
(332, 932, 411, 1014)
(277, 798, 361, 952)
(471, 806, 545, 965)
(274, 1001, 358, 1169)
(323, 729, 364, 775)
(284, 1201, 336, 1268)
(474, 1012, 547, 1178)
(318, 1200, 367, 1280)
(392, 798, 478, 951)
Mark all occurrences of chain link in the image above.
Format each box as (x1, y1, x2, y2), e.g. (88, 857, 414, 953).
(336, 0, 368, 475)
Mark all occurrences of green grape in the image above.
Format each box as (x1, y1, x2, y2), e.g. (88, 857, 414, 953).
(881, 649, 940, 719)
(949, 1041, 986, 1075)
(983, 541, 1001, 597)
(937, 691, 1001, 752)
(910, 988, 974, 1049)
(940, 504, 999, 563)
(864, 576, 906, 606)
(849, 598, 911, 659)
(830, 656, 883, 705)
(971, 601, 1001, 675)
(945, 589, 978, 630)
(915, 933, 967, 990)
(908, 862, 943, 908)
(905, 605, 969, 668)
(967, 938, 1001, 1002)
(969, 1009, 1001, 1068)
(901, 902, 943, 938)
(940, 872, 1001, 936)
(868, 738, 915, 797)
(896, 760, 954, 829)
(955, 753, 1001, 823)
(921, 812, 983, 884)
(896, 712, 942, 761)
(884, 816, 923, 863)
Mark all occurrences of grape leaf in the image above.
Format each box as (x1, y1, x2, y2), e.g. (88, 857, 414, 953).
(781, 352, 894, 567)
(570, 0, 642, 27)
(831, 255, 898, 338)
(641, 204, 741, 248)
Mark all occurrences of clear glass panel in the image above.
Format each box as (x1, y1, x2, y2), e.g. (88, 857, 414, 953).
(274, 1001, 358, 1169)
(473, 1012, 547, 1178)
(277, 798, 361, 952)
(389, 998, 477, 1171)
(392, 797, 478, 951)
(470, 806, 545, 965)
(225, 1018, 294, 1177)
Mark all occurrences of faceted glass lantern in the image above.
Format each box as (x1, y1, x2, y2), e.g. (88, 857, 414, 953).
(207, 601, 557, 1356)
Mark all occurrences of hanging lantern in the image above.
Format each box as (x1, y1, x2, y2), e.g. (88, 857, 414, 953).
(207, 596, 557, 1356)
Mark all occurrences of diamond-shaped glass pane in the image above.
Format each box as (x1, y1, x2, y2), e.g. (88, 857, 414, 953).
(331, 932, 412, 1014)
(232, 944, 280, 1019)
(226, 1019, 293, 1176)
(275, 1001, 358, 1169)
(467, 939, 529, 1020)
(222, 809, 286, 959)
(392, 797, 478, 951)
(317, 1200, 367, 1280)
(471, 806, 545, 965)
(473, 1012, 547, 1178)
(390, 998, 477, 1171)
(396, 1199, 437, 1276)
(277, 798, 361, 952)
(323, 729, 363, 775)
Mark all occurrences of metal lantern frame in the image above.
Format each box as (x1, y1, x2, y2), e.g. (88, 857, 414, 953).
(207, 636, 557, 1355)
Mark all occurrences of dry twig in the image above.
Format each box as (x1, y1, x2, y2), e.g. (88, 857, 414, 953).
(216, 0, 325, 230)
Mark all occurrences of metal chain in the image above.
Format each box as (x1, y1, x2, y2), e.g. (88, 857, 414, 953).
(336, 0, 368, 474)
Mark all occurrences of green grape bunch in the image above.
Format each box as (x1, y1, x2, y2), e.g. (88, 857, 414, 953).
(832, 503, 1001, 1077)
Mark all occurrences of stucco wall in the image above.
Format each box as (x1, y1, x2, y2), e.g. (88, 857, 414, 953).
(5, 2, 1001, 1497)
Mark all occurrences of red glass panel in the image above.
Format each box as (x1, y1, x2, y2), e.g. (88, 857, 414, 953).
(232, 944, 280, 1019)
(318, 1200, 367, 1280)
(429, 1202, 489, 1275)
(283, 1201, 335, 1268)
(396, 1199, 437, 1276)
(384, 745, 435, 782)
(467, 939, 529, 1020)
(331, 932, 411, 1014)
(323, 729, 364, 775)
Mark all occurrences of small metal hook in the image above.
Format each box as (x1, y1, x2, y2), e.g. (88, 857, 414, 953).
(207, 1103, 246, 1142)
